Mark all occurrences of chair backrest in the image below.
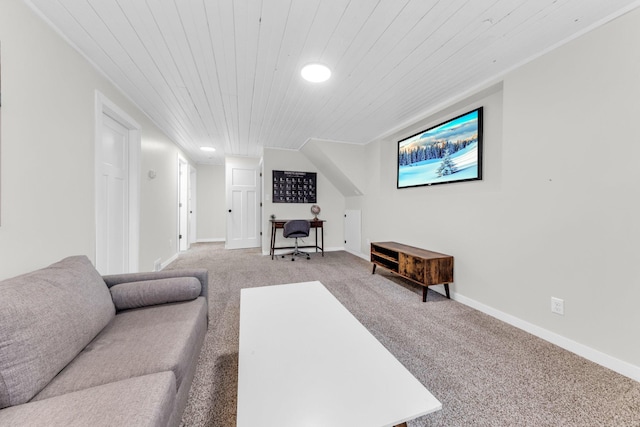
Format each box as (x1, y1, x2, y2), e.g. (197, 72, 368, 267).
(283, 220, 310, 238)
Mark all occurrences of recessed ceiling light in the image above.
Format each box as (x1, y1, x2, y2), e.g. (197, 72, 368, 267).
(301, 63, 331, 83)
(200, 146, 216, 152)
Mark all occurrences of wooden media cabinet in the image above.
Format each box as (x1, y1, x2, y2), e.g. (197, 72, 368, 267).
(371, 242, 454, 302)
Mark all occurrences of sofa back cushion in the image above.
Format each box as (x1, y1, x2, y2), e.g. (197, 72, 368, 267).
(0, 256, 115, 408)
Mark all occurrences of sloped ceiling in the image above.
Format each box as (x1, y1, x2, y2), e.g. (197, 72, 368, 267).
(26, 0, 640, 164)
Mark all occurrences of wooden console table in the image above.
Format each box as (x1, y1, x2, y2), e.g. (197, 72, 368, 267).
(371, 242, 453, 302)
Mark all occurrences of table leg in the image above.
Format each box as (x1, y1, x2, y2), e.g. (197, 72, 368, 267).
(372, 264, 377, 274)
(444, 283, 450, 299)
(423, 287, 428, 302)
(270, 225, 276, 260)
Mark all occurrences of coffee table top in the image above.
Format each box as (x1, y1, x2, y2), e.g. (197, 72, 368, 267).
(237, 281, 442, 427)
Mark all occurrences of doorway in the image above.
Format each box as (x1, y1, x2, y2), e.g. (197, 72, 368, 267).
(225, 157, 261, 249)
(178, 157, 189, 252)
(344, 210, 362, 254)
(94, 92, 140, 274)
(189, 165, 197, 246)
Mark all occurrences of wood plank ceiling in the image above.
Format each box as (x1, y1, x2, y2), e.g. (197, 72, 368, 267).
(26, 0, 640, 164)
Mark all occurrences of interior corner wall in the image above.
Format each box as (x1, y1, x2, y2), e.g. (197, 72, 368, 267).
(0, 0, 190, 279)
(262, 148, 345, 255)
(357, 8, 640, 373)
(196, 164, 226, 241)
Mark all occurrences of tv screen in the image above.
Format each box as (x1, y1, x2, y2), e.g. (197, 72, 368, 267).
(397, 107, 483, 188)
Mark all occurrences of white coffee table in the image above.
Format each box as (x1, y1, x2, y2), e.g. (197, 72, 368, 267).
(237, 281, 442, 427)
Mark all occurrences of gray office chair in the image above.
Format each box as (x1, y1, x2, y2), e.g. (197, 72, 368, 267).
(281, 220, 311, 261)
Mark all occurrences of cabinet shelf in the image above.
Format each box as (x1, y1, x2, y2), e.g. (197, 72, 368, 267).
(370, 244, 400, 273)
(371, 251, 399, 264)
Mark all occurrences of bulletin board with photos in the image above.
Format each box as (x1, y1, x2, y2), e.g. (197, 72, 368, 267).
(272, 170, 317, 203)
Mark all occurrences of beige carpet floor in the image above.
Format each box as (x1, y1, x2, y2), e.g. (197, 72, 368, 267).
(171, 243, 640, 426)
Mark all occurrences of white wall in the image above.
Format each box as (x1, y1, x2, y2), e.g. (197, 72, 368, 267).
(196, 164, 226, 242)
(498, 7, 640, 369)
(312, 141, 367, 193)
(139, 136, 192, 271)
(262, 148, 346, 254)
(344, 8, 640, 376)
(0, 0, 192, 279)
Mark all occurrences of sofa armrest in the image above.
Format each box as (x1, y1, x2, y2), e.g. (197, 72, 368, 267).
(103, 269, 208, 300)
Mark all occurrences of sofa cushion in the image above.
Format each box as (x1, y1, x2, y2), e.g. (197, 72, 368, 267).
(0, 256, 115, 408)
(0, 372, 175, 427)
(33, 297, 207, 401)
(110, 277, 201, 311)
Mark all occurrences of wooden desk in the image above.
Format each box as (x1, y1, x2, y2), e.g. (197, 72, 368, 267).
(371, 242, 454, 302)
(237, 281, 442, 426)
(270, 219, 325, 259)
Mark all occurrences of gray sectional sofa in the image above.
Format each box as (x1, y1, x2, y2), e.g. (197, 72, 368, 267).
(0, 255, 208, 427)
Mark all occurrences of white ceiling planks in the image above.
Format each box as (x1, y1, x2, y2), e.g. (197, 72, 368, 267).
(173, 2, 227, 152)
(94, 1, 195, 144)
(259, 0, 324, 151)
(152, 1, 215, 152)
(26, 0, 640, 164)
(233, 1, 261, 156)
(318, 1, 481, 138)
(270, 1, 335, 150)
(247, 0, 295, 152)
(286, 0, 362, 147)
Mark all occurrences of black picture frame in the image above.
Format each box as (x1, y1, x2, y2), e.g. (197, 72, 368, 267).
(272, 170, 317, 203)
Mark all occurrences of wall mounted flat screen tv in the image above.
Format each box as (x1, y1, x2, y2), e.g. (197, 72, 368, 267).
(397, 107, 483, 188)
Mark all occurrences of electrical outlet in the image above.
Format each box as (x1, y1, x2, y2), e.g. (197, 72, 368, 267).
(551, 297, 564, 315)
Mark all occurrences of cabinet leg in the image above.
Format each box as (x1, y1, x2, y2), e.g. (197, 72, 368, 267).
(423, 287, 428, 302)
(444, 283, 450, 299)
(372, 264, 377, 274)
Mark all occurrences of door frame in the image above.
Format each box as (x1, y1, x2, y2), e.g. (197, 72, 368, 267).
(94, 91, 141, 273)
(177, 156, 189, 251)
(225, 156, 262, 249)
(189, 165, 197, 246)
(344, 209, 362, 255)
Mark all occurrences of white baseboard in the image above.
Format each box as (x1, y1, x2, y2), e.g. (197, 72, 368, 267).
(360, 255, 639, 380)
(449, 291, 640, 382)
(159, 253, 179, 271)
(196, 238, 225, 243)
(347, 249, 369, 261)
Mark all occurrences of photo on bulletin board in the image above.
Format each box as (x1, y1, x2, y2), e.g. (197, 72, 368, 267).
(272, 170, 317, 203)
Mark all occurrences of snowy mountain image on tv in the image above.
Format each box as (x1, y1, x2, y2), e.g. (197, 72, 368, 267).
(397, 107, 483, 188)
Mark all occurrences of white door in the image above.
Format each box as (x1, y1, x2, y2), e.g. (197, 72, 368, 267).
(226, 158, 261, 249)
(344, 210, 362, 254)
(96, 114, 129, 274)
(178, 158, 189, 251)
(189, 166, 197, 246)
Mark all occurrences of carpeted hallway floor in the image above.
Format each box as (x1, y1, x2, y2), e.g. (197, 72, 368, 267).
(172, 243, 640, 426)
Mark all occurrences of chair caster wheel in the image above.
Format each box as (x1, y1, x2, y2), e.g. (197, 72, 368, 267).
(291, 258, 295, 261)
